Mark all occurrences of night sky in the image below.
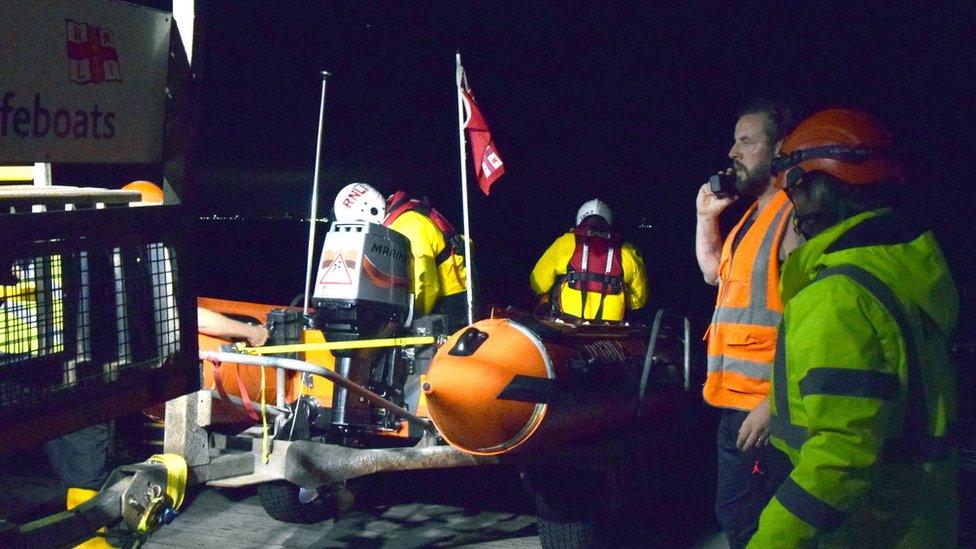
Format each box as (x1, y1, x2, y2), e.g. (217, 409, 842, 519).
(180, 2, 976, 325)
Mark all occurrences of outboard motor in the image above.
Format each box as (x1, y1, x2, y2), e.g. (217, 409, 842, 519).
(311, 222, 411, 345)
(311, 222, 412, 441)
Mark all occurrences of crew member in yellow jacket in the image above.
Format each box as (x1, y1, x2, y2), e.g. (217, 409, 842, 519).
(332, 182, 473, 330)
(530, 199, 647, 321)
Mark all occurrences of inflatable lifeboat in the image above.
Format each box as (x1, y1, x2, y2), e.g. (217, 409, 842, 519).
(423, 310, 690, 456)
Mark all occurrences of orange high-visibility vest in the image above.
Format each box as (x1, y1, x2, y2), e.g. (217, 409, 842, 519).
(703, 190, 793, 411)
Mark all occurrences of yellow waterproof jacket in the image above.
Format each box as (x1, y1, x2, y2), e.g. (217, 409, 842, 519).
(750, 209, 959, 548)
(530, 232, 646, 321)
(386, 210, 467, 316)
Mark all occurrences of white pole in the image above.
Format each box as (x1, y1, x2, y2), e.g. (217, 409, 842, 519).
(455, 53, 475, 326)
(303, 71, 332, 316)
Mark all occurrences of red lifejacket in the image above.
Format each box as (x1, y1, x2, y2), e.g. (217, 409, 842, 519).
(384, 191, 465, 274)
(556, 224, 624, 322)
(565, 226, 624, 294)
(385, 192, 456, 237)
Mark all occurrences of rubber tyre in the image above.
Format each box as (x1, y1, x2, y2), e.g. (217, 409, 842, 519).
(538, 519, 595, 549)
(257, 481, 347, 524)
(524, 467, 600, 549)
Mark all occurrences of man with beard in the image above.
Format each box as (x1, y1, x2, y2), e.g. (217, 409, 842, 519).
(695, 100, 800, 548)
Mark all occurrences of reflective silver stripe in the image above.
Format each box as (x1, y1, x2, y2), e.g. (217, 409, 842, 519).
(707, 355, 770, 379)
(776, 477, 846, 532)
(748, 201, 792, 311)
(710, 306, 782, 327)
(711, 199, 791, 328)
(799, 367, 898, 400)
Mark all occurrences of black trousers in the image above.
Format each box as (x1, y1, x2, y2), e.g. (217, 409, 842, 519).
(715, 408, 792, 548)
(432, 291, 474, 333)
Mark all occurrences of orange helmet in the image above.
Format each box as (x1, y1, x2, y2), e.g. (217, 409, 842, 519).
(122, 180, 164, 205)
(772, 109, 904, 190)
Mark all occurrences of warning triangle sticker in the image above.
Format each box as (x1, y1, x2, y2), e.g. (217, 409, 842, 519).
(319, 254, 353, 285)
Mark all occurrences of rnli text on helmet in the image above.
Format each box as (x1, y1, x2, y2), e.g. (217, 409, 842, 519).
(343, 183, 374, 208)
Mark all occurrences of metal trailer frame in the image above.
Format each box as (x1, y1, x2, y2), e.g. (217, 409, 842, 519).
(0, 200, 200, 452)
(160, 308, 693, 493)
(163, 387, 497, 493)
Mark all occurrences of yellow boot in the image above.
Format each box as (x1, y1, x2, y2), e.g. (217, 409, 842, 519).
(66, 487, 115, 549)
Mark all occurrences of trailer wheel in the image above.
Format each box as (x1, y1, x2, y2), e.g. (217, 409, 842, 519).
(257, 481, 354, 524)
(521, 465, 601, 549)
(537, 519, 595, 549)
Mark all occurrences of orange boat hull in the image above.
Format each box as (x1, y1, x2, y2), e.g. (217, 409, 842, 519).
(197, 297, 336, 423)
(424, 315, 670, 456)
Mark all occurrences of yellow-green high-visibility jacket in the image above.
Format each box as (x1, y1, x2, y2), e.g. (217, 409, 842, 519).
(386, 210, 467, 316)
(0, 258, 63, 356)
(749, 209, 959, 548)
(0, 281, 39, 355)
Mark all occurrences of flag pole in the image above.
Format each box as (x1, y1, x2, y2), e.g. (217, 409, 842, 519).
(455, 52, 475, 326)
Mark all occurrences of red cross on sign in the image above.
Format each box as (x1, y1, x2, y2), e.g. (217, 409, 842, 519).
(66, 20, 121, 84)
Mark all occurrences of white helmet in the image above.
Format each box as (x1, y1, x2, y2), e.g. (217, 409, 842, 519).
(333, 182, 386, 223)
(575, 199, 612, 226)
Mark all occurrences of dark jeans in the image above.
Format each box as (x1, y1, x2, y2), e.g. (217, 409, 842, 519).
(716, 408, 792, 549)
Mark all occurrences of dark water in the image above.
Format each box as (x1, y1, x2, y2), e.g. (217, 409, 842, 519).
(190, 198, 719, 329)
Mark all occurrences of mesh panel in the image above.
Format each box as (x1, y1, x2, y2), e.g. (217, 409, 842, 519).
(0, 240, 182, 411)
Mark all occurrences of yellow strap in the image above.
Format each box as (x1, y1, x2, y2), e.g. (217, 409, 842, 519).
(146, 454, 188, 510)
(239, 336, 436, 355)
(66, 487, 99, 510)
(260, 364, 270, 464)
(136, 496, 168, 536)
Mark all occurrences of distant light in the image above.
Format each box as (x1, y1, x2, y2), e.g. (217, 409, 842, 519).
(197, 214, 330, 223)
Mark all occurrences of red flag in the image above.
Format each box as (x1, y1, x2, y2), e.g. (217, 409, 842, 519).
(461, 88, 505, 195)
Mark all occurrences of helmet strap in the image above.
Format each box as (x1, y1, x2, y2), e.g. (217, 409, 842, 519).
(793, 209, 835, 240)
(772, 145, 875, 177)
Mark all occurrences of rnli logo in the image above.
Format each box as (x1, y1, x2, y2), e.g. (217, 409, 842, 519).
(65, 20, 121, 85)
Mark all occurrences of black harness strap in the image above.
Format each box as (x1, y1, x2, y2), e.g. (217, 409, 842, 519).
(564, 228, 623, 320)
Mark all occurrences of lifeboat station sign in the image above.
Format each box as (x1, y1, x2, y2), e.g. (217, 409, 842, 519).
(0, 0, 170, 164)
